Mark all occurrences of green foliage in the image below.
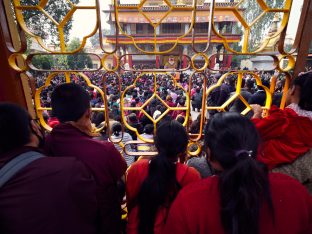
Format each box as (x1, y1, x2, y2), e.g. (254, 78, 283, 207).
(67, 37, 81, 51)
(67, 38, 93, 69)
(20, 0, 80, 45)
(30, 38, 93, 70)
(240, 0, 285, 51)
(32, 54, 54, 70)
(89, 29, 111, 48)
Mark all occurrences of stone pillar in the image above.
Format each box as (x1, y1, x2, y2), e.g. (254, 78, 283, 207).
(156, 26, 160, 35)
(184, 23, 189, 33)
(155, 44, 160, 68)
(126, 24, 131, 35)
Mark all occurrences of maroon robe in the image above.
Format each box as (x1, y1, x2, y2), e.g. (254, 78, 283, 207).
(0, 146, 98, 234)
(44, 123, 127, 234)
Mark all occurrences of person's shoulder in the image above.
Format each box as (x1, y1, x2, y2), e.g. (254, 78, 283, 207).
(123, 132, 133, 140)
(269, 172, 309, 193)
(34, 155, 85, 171)
(269, 172, 300, 184)
(177, 176, 219, 199)
(126, 160, 149, 181)
(128, 159, 149, 171)
(25, 156, 91, 183)
(177, 162, 200, 175)
(88, 137, 117, 151)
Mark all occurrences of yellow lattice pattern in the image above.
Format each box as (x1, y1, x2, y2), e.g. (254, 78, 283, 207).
(7, 0, 296, 155)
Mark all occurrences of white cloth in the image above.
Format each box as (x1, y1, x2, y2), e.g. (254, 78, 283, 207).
(153, 110, 161, 119)
(109, 132, 134, 167)
(287, 103, 312, 121)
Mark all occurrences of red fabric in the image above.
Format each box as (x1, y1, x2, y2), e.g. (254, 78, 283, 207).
(47, 117, 59, 128)
(252, 106, 312, 169)
(226, 54, 232, 68)
(126, 159, 200, 234)
(0, 147, 98, 234)
(156, 55, 160, 69)
(44, 123, 127, 234)
(163, 173, 312, 234)
(172, 109, 186, 120)
(190, 88, 196, 98)
(166, 101, 176, 117)
(209, 54, 216, 69)
(128, 54, 133, 68)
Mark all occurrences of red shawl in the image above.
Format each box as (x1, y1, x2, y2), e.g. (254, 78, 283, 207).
(252, 106, 312, 169)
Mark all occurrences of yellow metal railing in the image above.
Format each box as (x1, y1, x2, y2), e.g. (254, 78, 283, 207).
(5, 0, 298, 156)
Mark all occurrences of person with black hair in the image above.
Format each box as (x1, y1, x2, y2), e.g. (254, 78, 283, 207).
(251, 72, 312, 192)
(136, 124, 156, 156)
(126, 120, 200, 234)
(127, 113, 143, 140)
(252, 72, 312, 168)
(0, 103, 98, 234)
(176, 115, 185, 124)
(191, 88, 202, 112)
(44, 83, 127, 234)
(229, 78, 252, 114)
(109, 122, 134, 167)
(163, 112, 312, 234)
(248, 77, 270, 105)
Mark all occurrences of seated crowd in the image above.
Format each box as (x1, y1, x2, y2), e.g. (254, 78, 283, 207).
(0, 71, 312, 234)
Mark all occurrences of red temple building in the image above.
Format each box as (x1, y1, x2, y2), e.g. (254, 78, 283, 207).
(103, 0, 243, 70)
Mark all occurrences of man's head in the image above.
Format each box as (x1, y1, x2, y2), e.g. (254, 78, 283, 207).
(286, 72, 312, 111)
(143, 124, 154, 135)
(51, 83, 90, 123)
(0, 103, 43, 154)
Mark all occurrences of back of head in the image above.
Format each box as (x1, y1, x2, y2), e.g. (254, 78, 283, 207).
(246, 78, 254, 89)
(258, 78, 270, 90)
(294, 72, 312, 111)
(51, 83, 90, 122)
(112, 122, 122, 136)
(154, 120, 188, 160)
(176, 115, 185, 124)
(0, 103, 31, 154)
(204, 112, 273, 234)
(205, 112, 259, 169)
(128, 113, 137, 122)
(143, 124, 154, 135)
(138, 120, 188, 234)
(226, 76, 235, 87)
(214, 72, 222, 81)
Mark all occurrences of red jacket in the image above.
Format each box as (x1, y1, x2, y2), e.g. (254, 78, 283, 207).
(163, 173, 312, 234)
(252, 106, 312, 169)
(126, 159, 200, 234)
(44, 123, 127, 234)
(0, 147, 98, 234)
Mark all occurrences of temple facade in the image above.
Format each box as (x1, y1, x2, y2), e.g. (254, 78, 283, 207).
(104, 0, 243, 70)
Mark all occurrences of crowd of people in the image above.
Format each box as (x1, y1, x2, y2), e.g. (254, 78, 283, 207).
(37, 68, 288, 135)
(1, 67, 312, 233)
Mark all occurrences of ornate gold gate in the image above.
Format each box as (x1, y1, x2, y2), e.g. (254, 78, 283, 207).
(1, 0, 311, 156)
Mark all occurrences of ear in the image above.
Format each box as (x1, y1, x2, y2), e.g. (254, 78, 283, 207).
(85, 108, 92, 119)
(205, 147, 224, 172)
(290, 85, 296, 96)
(30, 120, 43, 138)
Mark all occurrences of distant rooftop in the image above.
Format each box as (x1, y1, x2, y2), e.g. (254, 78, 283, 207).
(106, 1, 241, 12)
